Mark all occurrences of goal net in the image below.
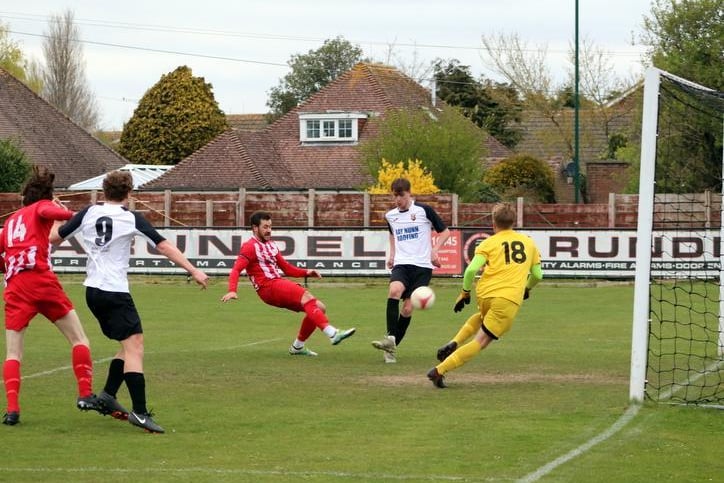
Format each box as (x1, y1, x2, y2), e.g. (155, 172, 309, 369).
(630, 68, 724, 407)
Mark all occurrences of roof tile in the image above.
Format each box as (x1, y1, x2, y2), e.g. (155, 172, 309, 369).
(148, 63, 511, 190)
(0, 68, 127, 187)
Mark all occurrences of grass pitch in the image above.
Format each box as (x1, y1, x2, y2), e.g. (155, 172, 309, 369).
(1, 276, 722, 482)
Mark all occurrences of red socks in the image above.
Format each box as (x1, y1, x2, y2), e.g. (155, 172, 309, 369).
(3, 359, 21, 413)
(302, 299, 329, 330)
(4, 345, 93, 413)
(297, 317, 317, 342)
(72, 344, 93, 398)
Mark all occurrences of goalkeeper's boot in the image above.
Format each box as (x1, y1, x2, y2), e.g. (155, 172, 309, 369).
(372, 335, 397, 363)
(436, 341, 458, 362)
(76, 394, 103, 413)
(289, 345, 318, 356)
(427, 367, 447, 388)
(331, 328, 356, 345)
(2, 411, 19, 426)
(98, 391, 130, 420)
(129, 411, 165, 433)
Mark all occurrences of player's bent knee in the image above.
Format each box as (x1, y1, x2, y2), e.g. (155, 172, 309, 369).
(316, 299, 327, 312)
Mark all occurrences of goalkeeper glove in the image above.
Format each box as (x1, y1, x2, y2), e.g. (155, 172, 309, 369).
(453, 290, 471, 312)
(524, 288, 531, 300)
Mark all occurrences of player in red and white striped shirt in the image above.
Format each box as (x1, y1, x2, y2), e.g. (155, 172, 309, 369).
(0, 166, 100, 426)
(221, 211, 355, 356)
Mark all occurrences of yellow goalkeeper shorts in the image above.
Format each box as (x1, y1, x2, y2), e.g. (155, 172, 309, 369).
(479, 297, 521, 339)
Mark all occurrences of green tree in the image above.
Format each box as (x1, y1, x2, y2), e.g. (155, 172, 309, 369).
(552, 84, 596, 110)
(0, 21, 43, 92)
(641, 0, 723, 90)
(621, 0, 723, 193)
(0, 138, 32, 192)
(119, 66, 228, 165)
(360, 107, 487, 202)
(434, 59, 523, 148)
(267, 37, 365, 119)
(484, 154, 555, 203)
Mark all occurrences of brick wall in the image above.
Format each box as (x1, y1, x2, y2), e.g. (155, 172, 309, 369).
(0, 190, 719, 229)
(587, 161, 630, 204)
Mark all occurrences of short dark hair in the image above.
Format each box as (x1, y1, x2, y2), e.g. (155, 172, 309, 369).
(391, 178, 411, 195)
(103, 171, 134, 202)
(492, 203, 515, 229)
(21, 165, 55, 206)
(249, 210, 272, 227)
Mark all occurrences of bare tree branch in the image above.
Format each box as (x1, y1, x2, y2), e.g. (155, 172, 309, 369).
(382, 41, 435, 84)
(569, 37, 629, 106)
(480, 31, 638, 164)
(480, 32, 554, 112)
(41, 9, 99, 131)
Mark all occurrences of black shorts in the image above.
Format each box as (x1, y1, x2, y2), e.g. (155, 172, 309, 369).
(390, 264, 433, 299)
(85, 287, 143, 341)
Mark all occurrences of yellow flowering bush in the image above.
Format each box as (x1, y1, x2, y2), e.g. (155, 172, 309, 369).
(368, 159, 440, 194)
(483, 154, 556, 202)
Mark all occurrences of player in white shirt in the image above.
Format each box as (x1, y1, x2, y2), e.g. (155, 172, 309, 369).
(54, 171, 208, 433)
(371, 178, 450, 363)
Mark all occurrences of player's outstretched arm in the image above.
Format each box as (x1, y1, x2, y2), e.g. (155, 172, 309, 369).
(274, 252, 310, 278)
(188, 268, 209, 288)
(524, 264, 543, 300)
(156, 240, 209, 289)
(452, 254, 486, 312)
(462, 254, 486, 290)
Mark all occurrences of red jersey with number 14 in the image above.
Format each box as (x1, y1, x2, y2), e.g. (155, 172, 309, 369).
(0, 200, 73, 282)
(227, 235, 307, 292)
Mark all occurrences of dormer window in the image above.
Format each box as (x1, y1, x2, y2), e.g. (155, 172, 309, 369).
(338, 119, 352, 138)
(299, 112, 367, 143)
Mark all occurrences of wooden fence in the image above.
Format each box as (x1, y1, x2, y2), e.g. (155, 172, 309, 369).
(0, 190, 720, 229)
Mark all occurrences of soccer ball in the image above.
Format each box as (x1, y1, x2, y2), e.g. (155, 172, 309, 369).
(410, 286, 435, 310)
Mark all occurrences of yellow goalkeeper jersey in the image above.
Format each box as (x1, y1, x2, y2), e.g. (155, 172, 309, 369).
(475, 229, 541, 304)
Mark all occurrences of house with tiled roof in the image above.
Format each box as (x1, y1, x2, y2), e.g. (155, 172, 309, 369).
(514, 87, 641, 202)
(0, 68, 127, 188)
(144, 62, 512, 191)
(226, 113, 269, 132)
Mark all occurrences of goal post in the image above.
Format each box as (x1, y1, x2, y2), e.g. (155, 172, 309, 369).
(629, 67, 724, 406)
(629, 68, 660, 403)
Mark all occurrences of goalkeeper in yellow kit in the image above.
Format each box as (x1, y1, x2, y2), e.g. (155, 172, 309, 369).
(427, 203, 543, 388)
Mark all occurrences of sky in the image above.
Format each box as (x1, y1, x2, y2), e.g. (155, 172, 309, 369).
(1, 1, 653, 131)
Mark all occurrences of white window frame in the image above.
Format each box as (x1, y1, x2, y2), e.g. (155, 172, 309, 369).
(338, 119, 353, 138)
(306, 119, 320, 139)
(299, 112, 367, 142)
(322, 120, 336, 137)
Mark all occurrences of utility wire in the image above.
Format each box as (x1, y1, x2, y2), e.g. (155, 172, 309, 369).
(8, 30, 288, 67)
(6, 30, 594, 94)
(2, 11, 641, 98)
(0, 10, 646, 57)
